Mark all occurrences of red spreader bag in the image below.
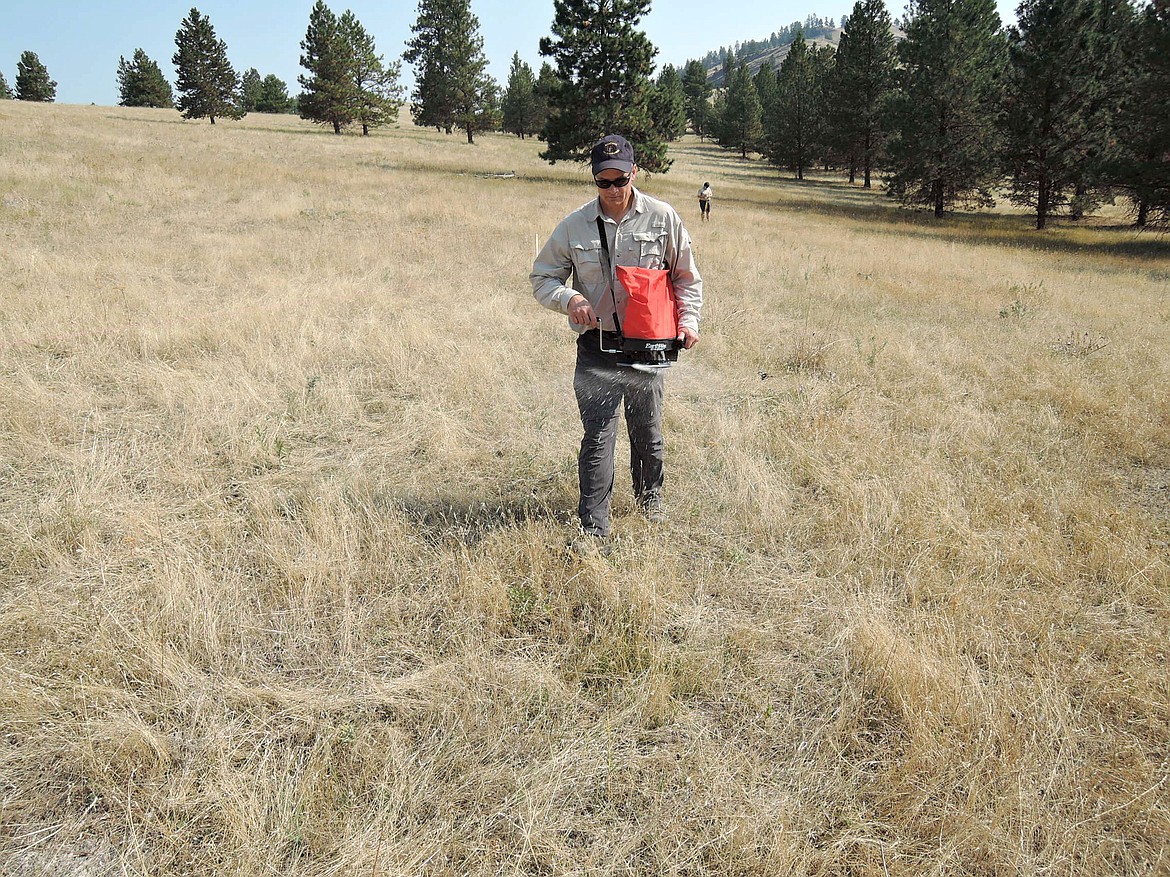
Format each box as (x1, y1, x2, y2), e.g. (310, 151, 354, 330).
(595, 217, 683, 371)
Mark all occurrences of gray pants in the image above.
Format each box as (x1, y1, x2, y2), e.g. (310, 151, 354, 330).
(574, 332, 665, 536)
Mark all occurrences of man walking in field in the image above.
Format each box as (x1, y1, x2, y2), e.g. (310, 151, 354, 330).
(531, 134, 703, 541)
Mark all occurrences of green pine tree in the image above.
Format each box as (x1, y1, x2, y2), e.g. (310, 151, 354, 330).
(0, 72, 12, 99)
(830, 0, 897, 187)
(710, 89, 728, 147)
(754, 62, 779, 156)
(1110, 0, 1169, 226)
(404, 0, 497, 144)
(15, 51, 57, 102)
(538, 0, 670, 173)
(681, 59, 713, 140)
(885, 0, 1007, 216)
(341, 10, 403, 136)
(470, 78, 503, 140)
(767, 34, 823, 178)
(1001, 0, 1106, 228)
(532, 62, 558, 136)
(240, 67, 263, 112)
(810, 44, 837, 171)
(299, 0, 356, 133)
(448, 5, 499, 142)
(117, 49, 174, 108)
(718, 59, 763, 159)
(502, 53, 539, 138)
(172, 8, 243, 123)
(754, 62, 778, 109)
(255, 74, 293, 113)
(651, 63, 688, 142)
(1065, 0, 1134, 220)
(404, 0, 456, 133)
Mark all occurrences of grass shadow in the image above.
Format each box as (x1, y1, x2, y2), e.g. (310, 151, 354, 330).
(101, 112, 330, 138)
(715, 173, 1170, 263)
(826, 199, 1170, 262)
(102, 112, 190, 126)
(237, 122, 357, 137)
(381, 493, 568, 547)
(363, 158, 585, 190)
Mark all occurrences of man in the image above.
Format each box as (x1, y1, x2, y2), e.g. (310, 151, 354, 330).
(698, 181, 713, 221)
(531, 135, 703, 540)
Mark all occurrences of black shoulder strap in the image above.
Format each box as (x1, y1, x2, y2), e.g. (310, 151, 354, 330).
(595, 216, 611, 260)
(596, 216, 622, 336)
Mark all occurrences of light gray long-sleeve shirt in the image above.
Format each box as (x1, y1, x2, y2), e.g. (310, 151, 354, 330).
(530, 189, 703, 334)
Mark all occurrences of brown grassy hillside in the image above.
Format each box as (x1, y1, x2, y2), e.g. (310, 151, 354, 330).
(1, 101, 1168, 876)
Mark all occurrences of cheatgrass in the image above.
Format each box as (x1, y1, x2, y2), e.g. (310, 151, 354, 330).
(1, 101, 1168, 876)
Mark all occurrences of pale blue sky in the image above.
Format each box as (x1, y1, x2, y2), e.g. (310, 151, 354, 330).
(1, 0, 1019, 106)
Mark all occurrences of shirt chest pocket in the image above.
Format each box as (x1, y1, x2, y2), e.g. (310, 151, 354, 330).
(623, 230, 668, 269)
(571, 240, 606, 288)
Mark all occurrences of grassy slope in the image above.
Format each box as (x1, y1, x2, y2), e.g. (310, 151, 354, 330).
(1, 102, 1168, 876)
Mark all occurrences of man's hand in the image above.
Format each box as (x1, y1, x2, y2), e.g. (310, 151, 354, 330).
(568, 294, 598, 328)
(677, 327, 699, 350)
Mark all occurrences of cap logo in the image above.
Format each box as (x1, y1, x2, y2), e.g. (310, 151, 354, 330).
(603, 142, 621, 156)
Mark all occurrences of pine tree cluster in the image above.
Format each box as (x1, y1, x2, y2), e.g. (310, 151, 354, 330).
(299, 1, 404, 135)
(700, 14, 839, 84)
(694, 0, 1170, 225)
(501, 53, 549, 140)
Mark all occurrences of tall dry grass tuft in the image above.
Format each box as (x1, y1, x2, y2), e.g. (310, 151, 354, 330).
(1, 102, 1168, 876)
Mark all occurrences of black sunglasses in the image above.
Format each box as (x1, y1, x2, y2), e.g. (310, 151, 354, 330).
(594, 175, 632, 189)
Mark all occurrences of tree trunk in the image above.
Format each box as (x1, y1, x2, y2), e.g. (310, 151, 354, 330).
(1037, 175, 1049, 230)
(466, 127, 474, 144)
(333, 120, 341, 135)
(1137, 199, 1149, 227)
(362, 123, 369, 136)
(933, 180, 945, 218)
(863, 161, 872, 189)
(210, 115, 216, 125)
(848, 156, 856, 185)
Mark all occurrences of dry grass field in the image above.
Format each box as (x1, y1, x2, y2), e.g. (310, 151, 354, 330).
(1, 100, 1168, 877)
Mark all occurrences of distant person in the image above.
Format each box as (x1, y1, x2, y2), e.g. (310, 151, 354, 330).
(530, 134, 703, 542)
(697, 182, 712, 221)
